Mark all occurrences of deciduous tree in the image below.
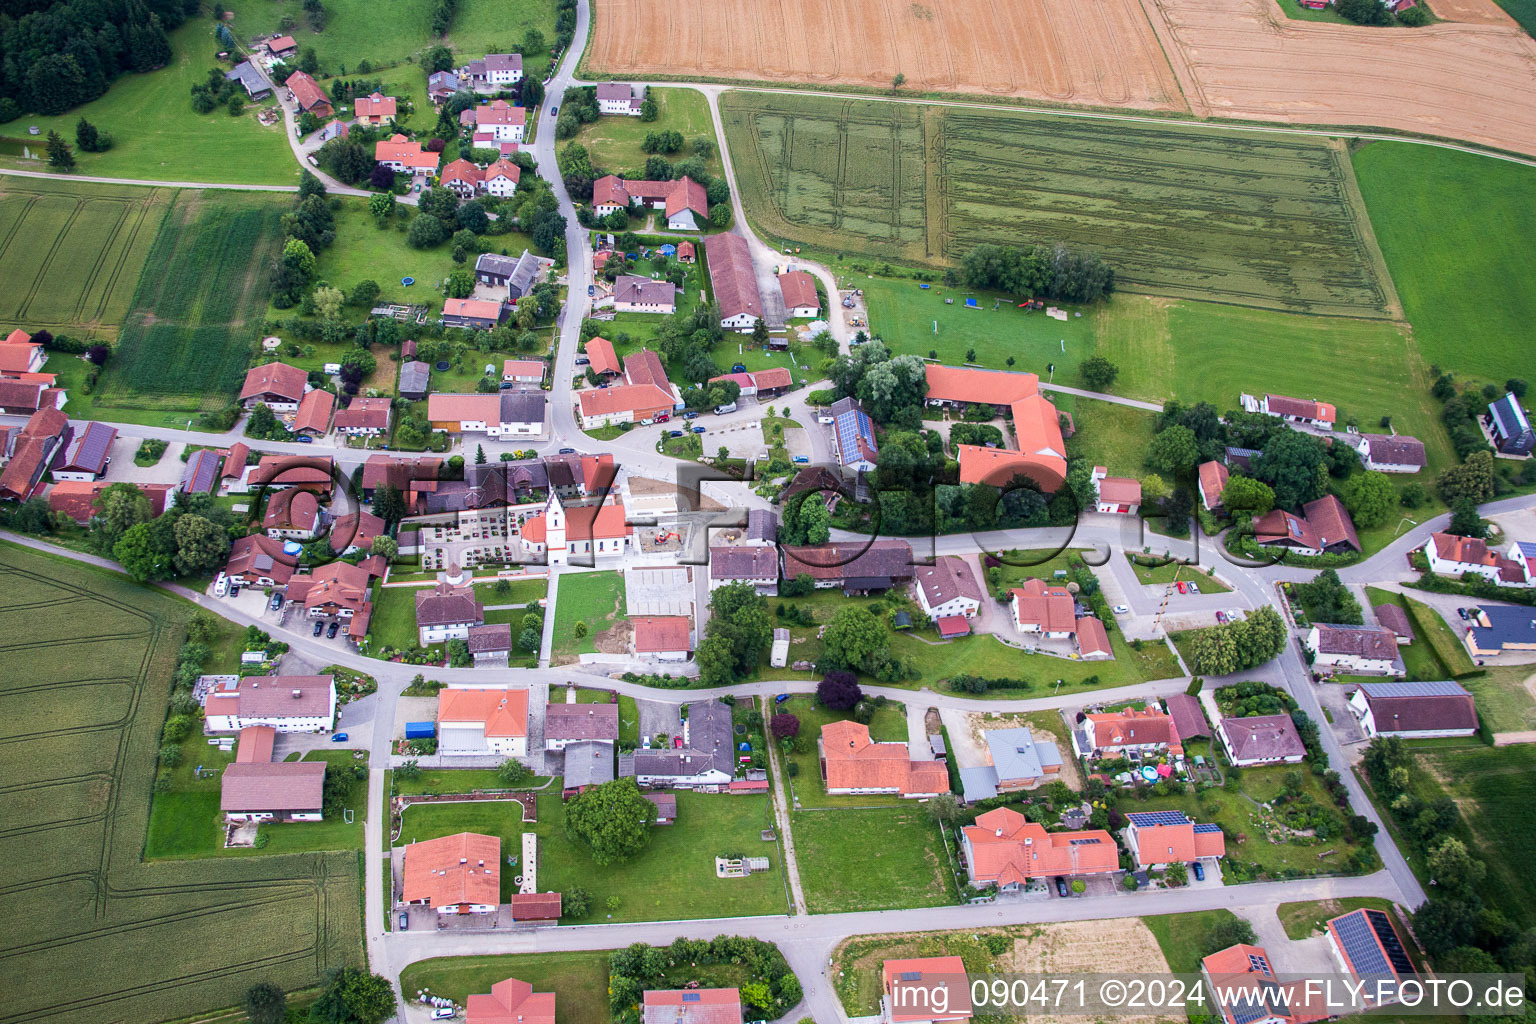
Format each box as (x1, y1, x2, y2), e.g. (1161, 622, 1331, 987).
(564, 779, 657, 865)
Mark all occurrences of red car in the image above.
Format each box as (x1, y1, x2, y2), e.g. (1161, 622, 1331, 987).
(1176, 581, 1188, 594)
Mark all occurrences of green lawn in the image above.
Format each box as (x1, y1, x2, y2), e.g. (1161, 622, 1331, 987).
(1143, 910, 1251, 973)
(863, 275, 1095, 378)
(366, 584, 419, 651)
(551, 570, 626, 661)
(145, 745, 369, 859)
(402, 952, 609, 1024)
(1354, 141, 1536, 384)
(574, 88, 720, 179)
(777, 696, 909, 808)
(1277, 897, 1399, 940)
(473, 578, 548, 607)
(398, 789, 790, 921)
(1274, 0, 1353, 21)
(1126, 555, 1231, 592)
(794, 804, 954, 913)
(1117, 764, 1377, 880)
(1059, 396, 1158, 479)
(394, 770, 552, 796)
(1459, 665, 1536, 734)
(1363, 588, 1473, 683)
(0, 23, 297, 185)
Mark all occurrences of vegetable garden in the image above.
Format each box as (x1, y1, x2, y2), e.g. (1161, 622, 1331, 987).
(721, 93, 1397, 317)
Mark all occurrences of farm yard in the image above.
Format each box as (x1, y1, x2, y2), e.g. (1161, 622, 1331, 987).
(0, 543, 361, 1024)
(1352, 141, 1536, 383)
(721, 93, 1397, 317)
(1148, 0, 1536, 157)
(91, 191, 287, 423)
(0, 179, 170, 343)
(589, 0, 1184, 110)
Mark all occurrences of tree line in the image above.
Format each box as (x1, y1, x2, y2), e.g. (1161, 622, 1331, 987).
(958, 241, 1114, 304)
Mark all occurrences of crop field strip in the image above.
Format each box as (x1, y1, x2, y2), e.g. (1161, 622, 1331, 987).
(0, 546, 360, 1024)
(102, 192, 287, 413)
(721, 92, 1397, 317)
(0, 184, 168, 339)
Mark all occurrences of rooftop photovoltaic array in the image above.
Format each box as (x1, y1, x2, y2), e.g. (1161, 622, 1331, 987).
(1333, 909, 1415, 978)
(1127, 810, 1193, 827)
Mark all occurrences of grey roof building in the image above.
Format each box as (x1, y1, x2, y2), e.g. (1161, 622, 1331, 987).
(500, 388, 546, 427)
(959, 727, 1062, 801)
(745, 508, 778, 544)
(619, 698, 735, 785)
(563, 740, 616, 789)
(225, 61, 272, 98)
(1488, 393, 1534, 455)
(399, 361, 431, 400)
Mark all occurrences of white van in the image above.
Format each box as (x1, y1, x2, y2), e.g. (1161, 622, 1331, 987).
(213, 573, 229, 597)
(714, 402, 737, 415)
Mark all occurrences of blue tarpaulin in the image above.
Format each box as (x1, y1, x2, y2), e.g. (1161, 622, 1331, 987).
(965, 298, 979, 308)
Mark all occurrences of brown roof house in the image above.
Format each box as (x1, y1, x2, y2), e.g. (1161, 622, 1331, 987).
(1372, 603, 1414, 644)
(777, 270, 820, 317)
(912, 556, 983, 622)
(221, 760, 326, 822)
(466, 623, 514, 666)
(612, 275, 677, 315)
(52, 421, 116, 481)
(1254, 495, 1361, 557)
(293, 388, 336, 437)
(224, 534, 301, 587)
(632, 615, 693, 661)
(705, 231, 764, 331)
(285, 70, 333, 117)
(334, 395, 393, 436)
(240, 362, 310, 411)
(708, 546, 779, 595)
(544, 701, 619, 751)
(1347, 681, 1478, 739)
(1216, 713, 1307, 767)
(781, 539, 914, 594)
(0, 406, 69, 501)
(1305, 624, 1404, 677)
(203, 675, 337, 733)
(415, 581, 484, 645)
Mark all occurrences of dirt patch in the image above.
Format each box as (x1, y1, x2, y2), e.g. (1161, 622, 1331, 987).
(1007, 919, 1173, 1024)
(594, 617, 632, 655)
(590, 0, 1187, 111)
(970, 712, 1084, 791)
(1147, 0, 1536, 156)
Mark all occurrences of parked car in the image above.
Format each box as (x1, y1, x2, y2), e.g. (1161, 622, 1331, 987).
(715, 402, 737, 415)
(550, 105, 558, 116)
(295, 435, 312, 443)
(558, 447, 577, 454)
(575, 356, 590, 366)
(1113, 604, 1129, 615)
(269, 593, 282, 611)
(775, 693, 790, 704)
(683, 410, 699, 419)
(1188, 583, 1201, 594)
(332, 732, 348, 742)
(398, 912, 409, 930)
(669, 430, 683, 438)
(1054, 876, 1069, 898)
(656, 412, 670, 422)
(1175, 581, 1188, 594)
(229, 584, 240, 597)
(586, 285, 594, 296)
(327, 621, 340, 639)
(1191, 861, 1205, 882)
(1458, 607, 1470, 620)
(313, 621, 324, 636)
(691, 426, 705, 434)
(431, 1008, 455, 1020)
(792, 455, 809, 464)
(1215, 610, 1228, 624)
(213, 573, 228, 597)
(641, 418, 654, 426)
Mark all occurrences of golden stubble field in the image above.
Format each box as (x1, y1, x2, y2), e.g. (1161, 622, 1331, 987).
(590, 0, 1536, 154)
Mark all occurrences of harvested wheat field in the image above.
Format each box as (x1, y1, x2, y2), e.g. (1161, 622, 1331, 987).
(1427, 0, 1523, 26)
(589, 0, 1187, 110)
(1147, 0, 1536, 155)
(1009, 919, 1180, 1024)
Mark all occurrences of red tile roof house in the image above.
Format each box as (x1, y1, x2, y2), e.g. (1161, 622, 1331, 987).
(50, 420, 116, 481)
(246, 454, 335, 496)
(224, 534, 300, 587)
(912, 556, 983, 621)
(1010, 578, 1076, 638)
(960, 806, 1118, 889)
(1253, 494, 1361, 557)
(1216, 713, 1307, 767)
(590, 174, 709, 230)
(544, 702, 619, 751)
(576, 347, 680, 429)
(1201, 944, 1331, 1024)
(333, 395, 393, 436)
(439, 157, 485, 197)
(284, 70, 333, 117)
(401, 831, 501, 915)
(1347, 680, 1478, 739)
(1075, 708, 1182, 758)
(820, 720, 950, 797)
(777, 270, 820, 317)
(428, 391, 547, 438)
(1198, 460, 1229, 511)
(466, 977, 555, 1024)
(613, 274, 678, 314)
(501, 359, 545, 385)
(437, 688, 529, 757)
(49, 480, 172, 524)
(283, 559, 378, 623)
(1258, 393, 1337, 429)
(0, 328, 47, 374)
(263, 488, 323, 541)
(642, 988, 743, 1024)
(267, 34, 298, 55)
(1305, 624, 1405, 676)
(240, 361, 310, 411)
(484, 158, 521, 198)
(374, 134, 442, 176)
(221, 760, 327, 822)
(631, 615, 694, 661)
(705, 231, 765, 331)
(1123, 809, 1226, 870)
(474, 99, 527, 143)
(1423, 531, 1530, 586)
(583, 336, 622, 376)
(882, 956, 973, 1023)
(0, 376, 65, 415)
(203, 674, 337, 733)
(442, 297, 507, 330)
(292, 388, 335, 437)
(327, 509, 385, 556)
(415, 581, 484, 644)
(352, 91, 397, 125)
(1091, 465, 1141, 514)
(0, 406, 69, 501)
(928, 366, 1068, 492)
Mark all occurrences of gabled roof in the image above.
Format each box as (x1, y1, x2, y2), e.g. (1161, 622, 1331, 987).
(466, 622, 513, 654)
(374, 134, 441, 171)
(1086, 707, 1178, 749)
(56, 421, 116, 475)
(956, 444, 1064, 491)
(354, 91, 397, 118)
(438, 688, 528, 737)
(1359, 433, 1426, 468)
(614, 275, 676, 306)
(180, 448, 222, 494)
(1266, 393, 1336, 423)
(1489, 393, 1531, 438)
(415, 581, 483, 627)
(284, 559, 375, 615)
(401, 831, 500, 907)
(665, 175, 707, 218)
(584, 337, 621, 375)
(962, 806, 1117, 883)
(1355, 680, 1476, 733)
(821, 720, 949, 794)
(503, 359, 544, 378)
(705, 232, 763, 321)
(1096, 471, 1141, 504)
(777, 270, 819, 310)
(624, 698, 735, 778)
(1075, 615, 1111, 656)
(983, 727, 1061, 782)
(475, 100, 526, 127)
(1010, 578, 1075, 632)
(264, 487, 320, 531)
(206, 675, 334, 719)
(486, 158, 520, 184)
(578, 382, 674, 419)
(221, 761, 325, 813)
(240, 361, 307, 402)
(1164, 693, 1209, 739)
(443, 297, 504, 321)
(440, 158, 484, 188)
(782, 539, 914, 582)
(333, 395, 392, 430)
(924, 364, 1037, 405)
(1199, 460, 1229, 504)
(225, 533, 300, 584)
(250, 454, 334, 489)
(832, 400, 878, 467)
(1313, 623, 1399, 660)
(293, 388, 334, 434)
(1429, 531, 1526, 582)
(632, 615, 692, 653)
(642, 989, 742, 1024)
(882, 957, 971, 1024)
(466, 977, 555, 1024)
(48, 480, 171, 524)
(285, 70, 330, 111)
(913, 556, 982, 608)
(709, 545, 778, 581)
(222, 441, 250, 478)
(544, 702, 619, 741)
(1372, 602, 1414, 640)
(1125, 810, 1226, 862)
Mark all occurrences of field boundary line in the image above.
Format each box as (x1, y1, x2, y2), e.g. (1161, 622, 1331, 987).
(1333, 140, 1404, 319)
(0, 167, 303, 193)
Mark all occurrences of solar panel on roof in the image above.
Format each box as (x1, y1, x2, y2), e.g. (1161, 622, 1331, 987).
(1332, 911, 1397, 978)
(1068, 837, 1102, 845)
(683, 993, 701, 1002)
(899, 971, 922, 982)
(1366, 910, 1415, 975)
(1358, 680, 1467, 698)
(1230, 997, 1269, 1024)
(1128, 810, 1192, 827)
(1194, 822, 1222, 833)
(1247, 953, 1271, 974)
